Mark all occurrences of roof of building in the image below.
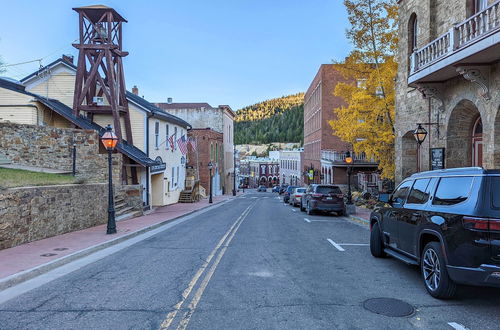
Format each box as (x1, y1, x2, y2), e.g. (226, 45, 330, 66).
(0, 77, 157, 167)
(155, 102, 213, 110)
(19, 57, 191, 128)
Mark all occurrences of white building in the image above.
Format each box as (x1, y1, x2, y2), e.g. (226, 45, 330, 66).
(279, 149, 303, 186)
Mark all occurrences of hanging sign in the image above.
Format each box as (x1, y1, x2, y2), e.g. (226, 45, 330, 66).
(430, 148, 445, 170)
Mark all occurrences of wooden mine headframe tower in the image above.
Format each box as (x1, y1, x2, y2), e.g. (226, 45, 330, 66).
(72, 5, 133, 144)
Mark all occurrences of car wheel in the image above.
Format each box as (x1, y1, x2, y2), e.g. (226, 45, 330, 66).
(300, 201, 305, 212)
(370, 222, 386, 258)
(306, 202, 314, 215)
(421, 242, 457, 299)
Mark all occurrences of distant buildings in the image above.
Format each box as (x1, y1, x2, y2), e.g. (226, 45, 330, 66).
(304, 64, 379, 188)
(239, 156, 279, 188)
(279, 149, 303, 186)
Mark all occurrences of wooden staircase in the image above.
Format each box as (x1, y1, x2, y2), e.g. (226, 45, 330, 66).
(178, 181, 201, 203)
(114, 195, 142, 221)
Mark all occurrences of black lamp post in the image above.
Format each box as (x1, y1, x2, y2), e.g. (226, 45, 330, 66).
(345, 151, 353, 205)
(232, 147, 236, 196)
(101, 125, 119, 234)
(208, 161, 213, 203)
(413, 124, 428, 172)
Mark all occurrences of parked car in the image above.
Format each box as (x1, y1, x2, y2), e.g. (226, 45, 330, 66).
(289, 187, 306, 207)
(283, 186, 298, 203)
(279, 185, 288, 195)
(369, 167, 500, 299)
(257, 185, 267, 192)
(300, 184, 345, 215)
(272, 185, 280, 193)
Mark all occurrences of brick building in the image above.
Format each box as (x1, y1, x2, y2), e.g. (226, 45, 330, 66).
(304, 64, 378, 187)
(395, 0, 500, 183)
(187, 128, 224, 196)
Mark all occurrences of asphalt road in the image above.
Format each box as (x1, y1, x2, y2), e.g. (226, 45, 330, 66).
(1, 190, 500, 329)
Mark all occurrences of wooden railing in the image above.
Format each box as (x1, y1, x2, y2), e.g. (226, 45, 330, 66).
(410, 1, 500, 74)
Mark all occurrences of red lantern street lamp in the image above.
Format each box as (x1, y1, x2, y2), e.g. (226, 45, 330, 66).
(101, 125, 119, 234)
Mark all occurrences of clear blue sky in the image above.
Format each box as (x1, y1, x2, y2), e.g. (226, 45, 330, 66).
(0, 0, 351, 110)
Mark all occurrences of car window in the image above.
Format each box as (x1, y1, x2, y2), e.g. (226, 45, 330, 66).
(406, 178, 431, 204)
(433, 176, 473, 206)
(492, 177, 500, 209)
(316, 186, 341, 194)
(296, 188, 306, 193)
(392, 180, 413, 205)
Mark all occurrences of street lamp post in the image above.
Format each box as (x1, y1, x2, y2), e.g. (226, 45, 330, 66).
(413, 124, 428, 172)
(345, 151, 353, 205)
(208, 161, 213, 203)
(232, 147, 236, 196)
(101, 125, 119, 234)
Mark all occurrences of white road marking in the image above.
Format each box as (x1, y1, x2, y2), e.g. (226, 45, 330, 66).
(448, 322, 469, 330)
(304, 218, 311, 223)
(275, 197, 281, 200)
(262, 197, 269, 199)
(327, 239, 345, 252)
(291, 209, 296, 212)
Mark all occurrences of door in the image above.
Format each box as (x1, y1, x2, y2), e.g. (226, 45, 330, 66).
(472, 117, 483, 167)
(399, 178, 433, 256)
(384, 180, 413, 249)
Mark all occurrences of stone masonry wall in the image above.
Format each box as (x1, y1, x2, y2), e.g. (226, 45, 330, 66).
(0, 183, 108, 249)
(0, 122, 121, 183)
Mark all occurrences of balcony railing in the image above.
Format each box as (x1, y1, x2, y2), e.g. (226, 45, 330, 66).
(410, 1, 500, 74)
(321, 150, 376, 163)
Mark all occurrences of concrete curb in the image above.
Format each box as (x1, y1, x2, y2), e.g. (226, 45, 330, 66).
(0, 197, 236, 292)
(349, 215, 370, 225)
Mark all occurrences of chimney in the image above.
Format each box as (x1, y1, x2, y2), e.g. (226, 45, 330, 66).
(167, 97, 173, 104)
(62, 54, 74, 64)
(132, 85, 139, 95)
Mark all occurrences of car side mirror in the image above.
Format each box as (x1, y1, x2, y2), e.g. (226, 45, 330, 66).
(378, 193, 391, 204)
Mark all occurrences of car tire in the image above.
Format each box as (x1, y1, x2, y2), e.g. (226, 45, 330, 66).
(421, 242, 457, 299)
(306, 202, 314, 215)
(337, 210, 344, 216)
(300, 202, 305, 212)
(370, 223, 386, 258)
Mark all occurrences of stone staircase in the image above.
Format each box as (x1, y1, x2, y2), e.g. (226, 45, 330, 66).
(178, 190, 194, 203)
(0, 153, 11, 165)
(115, 195, 142, 221)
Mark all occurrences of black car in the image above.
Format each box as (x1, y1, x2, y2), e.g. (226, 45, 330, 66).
(283, 186, 298, 203)
(300, 184, 345, 215)
(279, 185, 288, 195)
(369, 167, 500, 299)
(257, 185, 267, 192)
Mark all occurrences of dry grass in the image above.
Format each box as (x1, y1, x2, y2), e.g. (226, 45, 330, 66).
(0, 168, 77, 189)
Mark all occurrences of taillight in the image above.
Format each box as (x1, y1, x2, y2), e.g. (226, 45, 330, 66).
(312, 193, 323, 198)
(463, 217, 500, 231)
(295, 194, 300, 197)
(335, 194, 344, 199)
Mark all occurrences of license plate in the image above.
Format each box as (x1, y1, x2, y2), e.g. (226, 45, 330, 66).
(326, 197, 332, 200)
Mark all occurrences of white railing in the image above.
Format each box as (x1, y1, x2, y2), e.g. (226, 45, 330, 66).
(357, 173, 382, 192)
(321, 150, 375, 163)
(410, 1, 500, 74)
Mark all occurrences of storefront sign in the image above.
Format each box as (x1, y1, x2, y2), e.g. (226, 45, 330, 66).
(151, 156, 166, 174)
(430, 148, 445, 170)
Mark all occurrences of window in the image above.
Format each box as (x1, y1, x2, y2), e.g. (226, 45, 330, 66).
(171, 167, 175, 189)
(475, 0, 488, 13)
(165, 124, 169, 150)
(491, 177, 500, 209)
(154, 122, 159, 149)
(433, 177, 474, 206)
(176, 166, 179, 186)
(407, 179, 431, 204)
(392, 180, 413, 206)
(316, 186, 341, 194)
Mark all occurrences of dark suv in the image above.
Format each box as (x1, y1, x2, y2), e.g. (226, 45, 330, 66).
(370, 167, 500, 299)
(300, 184, 345, 216)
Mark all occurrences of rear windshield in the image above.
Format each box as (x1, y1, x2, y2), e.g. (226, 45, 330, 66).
(492, 177, 500, 208)
(296, 188, 306, 193)
(287, 186, 297, 192)
(316, 186, 341, 194)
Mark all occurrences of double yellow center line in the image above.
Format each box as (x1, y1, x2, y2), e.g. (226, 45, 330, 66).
(160, 202, 256, 330)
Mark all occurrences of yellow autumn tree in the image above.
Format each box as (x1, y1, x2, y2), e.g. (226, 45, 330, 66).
(330, 0, 398, 179)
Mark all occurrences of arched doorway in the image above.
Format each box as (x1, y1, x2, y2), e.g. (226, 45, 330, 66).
(472, 116, 483, 167)
(447, 99, 482, 168)
(401, 131, 418, 178)
(259, 176, 267, 186)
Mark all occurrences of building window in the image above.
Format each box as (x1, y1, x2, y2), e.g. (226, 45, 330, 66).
(171, 167, 175, 189)
(165, 124, 169, 150)
(408, 13, 418, 62)
(155, 122, 159, 149)
(475, 0, 488, 13)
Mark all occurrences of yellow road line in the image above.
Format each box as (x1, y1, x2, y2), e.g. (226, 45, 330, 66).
(160, 203, 254, 329)
(176, 202, 253, 330)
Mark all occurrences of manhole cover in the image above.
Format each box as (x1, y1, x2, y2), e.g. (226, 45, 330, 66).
(363, 298, 414, 317)
(53, 248, 68, 251)
(40, 253, 58, 257)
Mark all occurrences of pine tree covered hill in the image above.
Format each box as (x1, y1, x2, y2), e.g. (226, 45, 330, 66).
(234, 93, 304, 145)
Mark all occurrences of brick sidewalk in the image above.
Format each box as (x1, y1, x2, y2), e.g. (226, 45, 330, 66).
(0, 193, 241, 284)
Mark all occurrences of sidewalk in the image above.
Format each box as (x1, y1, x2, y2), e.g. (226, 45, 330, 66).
(0, 193, 242, 289)
(349, 205, 371, 224)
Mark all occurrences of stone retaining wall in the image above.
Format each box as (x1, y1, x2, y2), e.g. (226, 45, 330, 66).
(0, 122, 120, 182)
(0, 183, 109, 249)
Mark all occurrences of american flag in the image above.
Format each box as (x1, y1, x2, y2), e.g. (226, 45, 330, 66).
(177, 135, 188, 155)
(188, 137, 197, 151)
(168, 134, 175, 150)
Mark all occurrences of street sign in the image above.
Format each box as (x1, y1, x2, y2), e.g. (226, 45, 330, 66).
(430, 148, 445, 170)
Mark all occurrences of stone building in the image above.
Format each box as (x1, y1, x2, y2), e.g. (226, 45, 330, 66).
(304, 64, 379, 186)
(155, 101, 235, 195)
(187, 128, 224, 196)
(395, 0, 500, 183)
(279, 149, 304, 186)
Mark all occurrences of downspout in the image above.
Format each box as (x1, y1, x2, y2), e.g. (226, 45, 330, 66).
(145, 113, 152, 209)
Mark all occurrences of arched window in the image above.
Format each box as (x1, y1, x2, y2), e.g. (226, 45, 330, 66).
(409, 13, 418, 53)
